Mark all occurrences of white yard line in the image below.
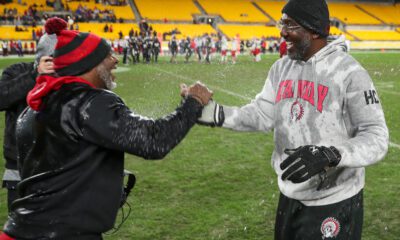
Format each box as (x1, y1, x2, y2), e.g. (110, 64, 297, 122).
(114, 66, 130, 73)
(389, 142, 400, 149)
(375, 81, 400, 96)
(378, 89, 400, 96)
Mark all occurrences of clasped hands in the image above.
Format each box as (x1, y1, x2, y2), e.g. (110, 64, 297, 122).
(180, 82, 224, 127)
(180, 81, 213, 106)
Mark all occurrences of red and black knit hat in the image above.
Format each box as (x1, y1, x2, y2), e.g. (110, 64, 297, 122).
(45, 17, 111, 76)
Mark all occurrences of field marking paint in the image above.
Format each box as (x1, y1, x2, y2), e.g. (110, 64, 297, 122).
(375, 81, 394, 88)
(390, 142, 400, 149)
(351, 51, 400, 54)
(148, 66, 252, 101)
(114, 66, 130, 73)
(375, 82, 400, 96)
(378, 89, 400, 96)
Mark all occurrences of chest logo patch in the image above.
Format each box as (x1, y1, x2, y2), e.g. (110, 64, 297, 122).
(321, 217, 341, 239)
(290, 100, 304, 121)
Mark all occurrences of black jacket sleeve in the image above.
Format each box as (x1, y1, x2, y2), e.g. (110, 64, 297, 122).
(0, 62, 37, 111)
(77, 91, 202, 160)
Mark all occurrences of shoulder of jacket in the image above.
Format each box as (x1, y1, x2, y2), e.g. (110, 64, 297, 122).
(79, 87, 124, 106)
(2, 62, 34, 76)
(332, 52, 367, 78)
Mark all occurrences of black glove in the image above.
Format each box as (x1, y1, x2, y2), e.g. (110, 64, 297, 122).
(280, 145, 341, 183)
(197, 100, 225, 127)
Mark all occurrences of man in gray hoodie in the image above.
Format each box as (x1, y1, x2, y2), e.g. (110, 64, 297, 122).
(198, 0, 388, 239)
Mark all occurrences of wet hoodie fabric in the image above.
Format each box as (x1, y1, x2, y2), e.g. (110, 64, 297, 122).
(222, 36, 388, 206)
(4, 82, 202, 239)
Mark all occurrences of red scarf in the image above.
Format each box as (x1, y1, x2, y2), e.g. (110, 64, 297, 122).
(27, 75, 96, 111)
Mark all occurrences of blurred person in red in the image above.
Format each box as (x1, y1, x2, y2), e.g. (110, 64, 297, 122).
(279, 38, 287, 58)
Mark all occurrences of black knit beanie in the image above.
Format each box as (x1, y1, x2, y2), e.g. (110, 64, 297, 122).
(282, 0, 330, 37)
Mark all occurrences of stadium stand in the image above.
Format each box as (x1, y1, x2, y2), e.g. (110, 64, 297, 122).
(347, 30, 400, 41)
(78, 23, 140, 40)
(0, 1, 53, 13)
(0, 21, 215, 41)
(150, 23, 216, 39)
(65, 1, 135, 21)
(253, 1, 286, 22)
(198, 0, 269, 22)
(0, 0, 400, 49)
(351, 40, 400, 49)
(217, 24, 352, 41)
(328, 3, 382, 25)
(0, 26, 37, 40)
(330, 26, 354, 40)
(356, 3, 400, 25)
(134, 0, 200, 21)
(218, 25, 279, 39)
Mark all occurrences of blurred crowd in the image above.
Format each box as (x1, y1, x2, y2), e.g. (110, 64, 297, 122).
(0, 0, 127, 27)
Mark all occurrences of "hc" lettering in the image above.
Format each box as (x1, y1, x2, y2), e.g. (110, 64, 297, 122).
(364, 90, 379, 105)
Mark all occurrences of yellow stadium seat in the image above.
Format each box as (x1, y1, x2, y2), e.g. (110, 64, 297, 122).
(0, 26, 38, 40)
(253, 1, 286, 22)
(151, 23, 216, 39)
(135, 0, 200, 21)
(356, 3, 400, 25)
(218, 25, 280, 40)
(330, 26, 355, 40)
(198, 0, 269, 23)
(0, 3, 52, 15)
(77, 23, 140, 40)
(328, 3, 382, 25)
(64, 0, 134, 20)
(347, 30, 400, 41)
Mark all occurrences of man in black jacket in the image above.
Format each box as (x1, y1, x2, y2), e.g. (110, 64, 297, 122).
(0, 31, 56, 211)
(1, 17, 212, 239)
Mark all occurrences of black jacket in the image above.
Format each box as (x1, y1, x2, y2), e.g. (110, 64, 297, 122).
(4, 83, 202, 239)
(0, 62, 37, 170)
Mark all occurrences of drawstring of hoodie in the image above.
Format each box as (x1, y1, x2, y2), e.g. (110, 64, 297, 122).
(312, 56, 317, 112)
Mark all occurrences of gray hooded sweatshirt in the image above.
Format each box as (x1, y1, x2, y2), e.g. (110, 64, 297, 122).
(222, 36, 389, 206)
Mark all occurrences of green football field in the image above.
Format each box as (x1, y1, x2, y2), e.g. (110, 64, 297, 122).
(0, 52, 399, 239)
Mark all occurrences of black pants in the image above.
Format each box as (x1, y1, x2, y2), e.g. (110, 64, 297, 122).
(122, 48, 128, 64)
(275, 190, 363, 240)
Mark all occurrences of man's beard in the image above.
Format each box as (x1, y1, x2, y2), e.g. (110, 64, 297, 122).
(97, 63, 116, 90)
(288, 34, 312, 61)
